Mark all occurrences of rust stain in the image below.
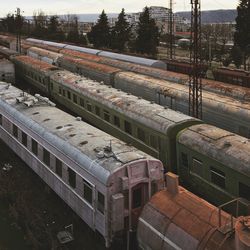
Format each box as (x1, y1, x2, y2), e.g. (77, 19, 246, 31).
(60, 49, 101, 62)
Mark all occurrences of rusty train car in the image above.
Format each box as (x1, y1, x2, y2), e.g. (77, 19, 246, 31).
(213, 67, 250, 87)
(138, 172, 250, 250)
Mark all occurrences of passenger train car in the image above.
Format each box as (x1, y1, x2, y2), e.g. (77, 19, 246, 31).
(22, 47, 250, 139)
(11, 55, 250, 206)
(0, 81, 164, 247)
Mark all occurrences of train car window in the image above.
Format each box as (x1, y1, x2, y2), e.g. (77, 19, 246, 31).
(22, 132, 27, 147)
(86, 102, 92, 112)
(83, 180, 93, 205)
(97, 191, 105, 214)
(95, 106, 101, 116)
(137, 128, 146, 142)
(239, 182, 250, 201)
(67, 91, 71, 100)
(68, 168, 76, 189)
(13, 124, 18, 138)
(0, 114, 2, 126)
(63, 89, 65, 97)
(32, 139, 38, 156)
(73, 94, 77, 104)
(192, 158, 203, 176)
(239, 126, 250, 138)
(59, 87, 62, 95)
(50, 82, 53, 90)
(104, 110, 110, 122)
(43, 148, 50, 167)
(55, 158, 62, 177)
(150, 135, 158, 149)
(210, 167, 225, 189)
(181, 153, 188, 168)
(114, 115, 120, 128)
(80, 98, 84, 107)
(124, 121, 132, 135)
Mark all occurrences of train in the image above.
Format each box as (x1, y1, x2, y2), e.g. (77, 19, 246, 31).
(9, 54, 250, 207)
(0, 81, 164, 247)
(213, 67, 250, 87)
(2, 37, 250, 103)
(17, 46, 250, 140)
(1, 35, 250, 92)
(0, 81, 249, 250)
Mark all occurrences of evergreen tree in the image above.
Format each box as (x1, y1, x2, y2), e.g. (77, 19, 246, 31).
(88, 10, 110, 48)
(110, 8, 131, 52)
(234, 0, 250, 68)
(2, 14, 16, 33)
(231, 46, 243, 68)
(48, 15, 65, 41)
(135, 7, 160, 56)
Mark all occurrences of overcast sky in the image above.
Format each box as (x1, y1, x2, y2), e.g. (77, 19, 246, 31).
(0, 0, 238, 17)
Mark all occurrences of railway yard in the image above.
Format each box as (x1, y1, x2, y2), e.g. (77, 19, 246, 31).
(0, 34, 250, 249)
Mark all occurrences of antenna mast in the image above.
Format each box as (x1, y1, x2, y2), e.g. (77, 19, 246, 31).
(189, 0, 202, 119)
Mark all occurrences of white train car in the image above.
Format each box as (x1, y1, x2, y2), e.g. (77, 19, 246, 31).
(0, 82, 164, 247)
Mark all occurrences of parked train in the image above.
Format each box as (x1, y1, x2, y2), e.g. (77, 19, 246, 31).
(2, 37, 250, 103)
(213, 67, 250, 87)
(17, 46, 250, 140)
(0, 81, 164, 247)
(2, 35, 250, 93)
(0, 81, 249, 250)
(10, 55, 250, 206)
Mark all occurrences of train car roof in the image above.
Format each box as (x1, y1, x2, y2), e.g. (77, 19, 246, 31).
(178, 124, 250, 177)
(50, 70, 200, 135)
(116, 72, 250, 122)
(13, 55, 60, 73)
(98, 51, 167, 69)
(28, 47, 63, 61)
(64, 45, 101, 55)
(58, 56, 121, 74)
(0, 45, 19, 59)
(0, 82, 156, 185)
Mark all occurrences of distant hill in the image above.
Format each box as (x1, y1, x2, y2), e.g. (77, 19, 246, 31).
(176, 9, 237, 24)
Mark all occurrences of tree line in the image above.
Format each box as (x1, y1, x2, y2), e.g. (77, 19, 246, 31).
(0, 7, 160, 57)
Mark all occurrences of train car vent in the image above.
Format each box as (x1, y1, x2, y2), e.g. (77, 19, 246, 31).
(75, 117, 82, 121)
(79, 141, 88, 146)
(69, 134, 76, 137)
(56, 126, 63, 130)
(43, 118, 50, 122)
(32, 112, 39, 115)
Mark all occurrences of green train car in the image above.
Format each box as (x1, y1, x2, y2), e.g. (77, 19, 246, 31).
(13, 55, 201, 172)
(177, 124, 250, 205)
(13, 55, 250, 205)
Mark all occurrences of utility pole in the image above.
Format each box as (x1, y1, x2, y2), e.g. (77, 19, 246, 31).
(15, 7, 23, 53)
(168, 0, 175, 59)
(189, 0, 202, 119)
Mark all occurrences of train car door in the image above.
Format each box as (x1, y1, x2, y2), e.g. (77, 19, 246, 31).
(131, 183, 148, 228)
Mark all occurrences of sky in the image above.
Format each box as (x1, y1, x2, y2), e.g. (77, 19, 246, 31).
(0, 0, 239, 17)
